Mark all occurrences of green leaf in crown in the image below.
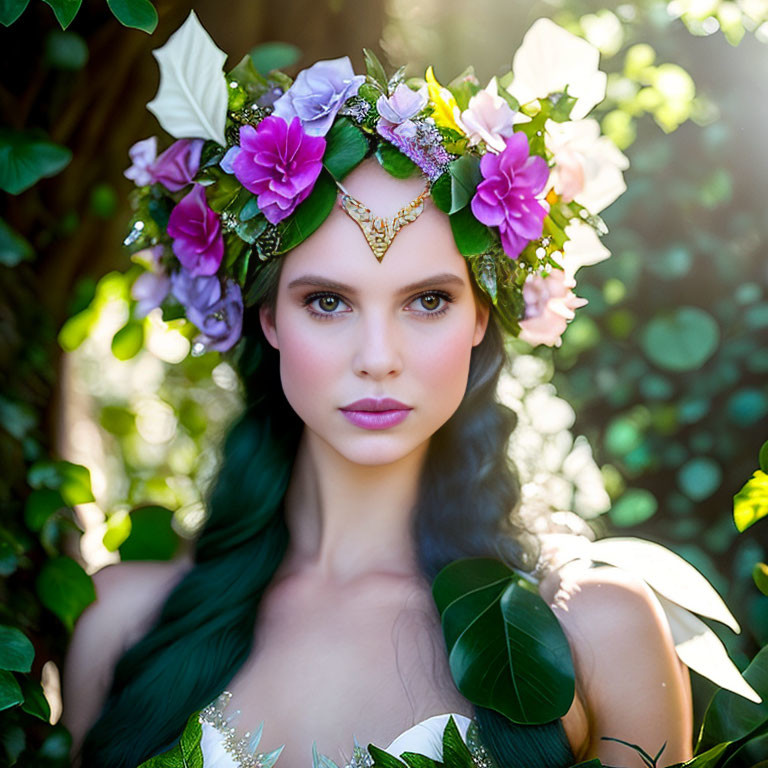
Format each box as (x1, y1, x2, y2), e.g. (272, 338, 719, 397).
(137, 708, 204, 768)
(431, 557, 576, 725)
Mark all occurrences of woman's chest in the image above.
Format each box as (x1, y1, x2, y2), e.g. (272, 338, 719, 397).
(217, 577, 475, 768)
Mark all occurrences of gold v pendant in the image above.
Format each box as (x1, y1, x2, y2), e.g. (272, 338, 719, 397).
(336, 180, 431, 262)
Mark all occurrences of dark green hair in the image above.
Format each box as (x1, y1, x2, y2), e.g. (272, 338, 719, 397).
(78, 256, 574, 768)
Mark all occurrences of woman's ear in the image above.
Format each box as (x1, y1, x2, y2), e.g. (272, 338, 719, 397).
(472, 300, 491, 347)
(259, 304, 279, 350)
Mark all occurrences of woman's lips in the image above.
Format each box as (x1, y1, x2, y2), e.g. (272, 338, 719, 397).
(340, 408, 412, 430)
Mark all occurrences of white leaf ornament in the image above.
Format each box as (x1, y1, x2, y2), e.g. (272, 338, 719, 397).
(146, 11, 228, 146)
(654, 593, 762, 703)
(587, 537, 741, 633)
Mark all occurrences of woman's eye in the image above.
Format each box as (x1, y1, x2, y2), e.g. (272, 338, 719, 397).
(304, 293, 350, 318)
(409, 292, 453, 316)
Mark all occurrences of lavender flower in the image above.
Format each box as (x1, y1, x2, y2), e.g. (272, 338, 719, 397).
(124, 137, 158, 186)
(170, 270, 243, 352)
(271, 56, 365, 137)
(150, 139, 204, 191)
(376, 84, 428, 139)
(131, 271, 171, 318)
(167, 184, 224, 276)
(470, 132, 549, 259)
(232, 116, 325, 225)
(186, 278, 244, 352)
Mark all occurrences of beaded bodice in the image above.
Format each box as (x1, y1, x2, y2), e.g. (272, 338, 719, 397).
(198, 690, 498, 768)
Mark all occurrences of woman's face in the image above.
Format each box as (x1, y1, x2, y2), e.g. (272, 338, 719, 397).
(260, 158, 490, 466)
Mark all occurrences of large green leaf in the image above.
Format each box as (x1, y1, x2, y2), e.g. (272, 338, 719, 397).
(0, 129, 72, 194)
(697, 645, 768, 752)
(448, 154, 481, 214)
(432, 557, 575, 725)
(0, 626, 34, 673)
(449, 207, 493, 256)
(323, 118, 368, 180)
(41, 0, 82, 29)
(276, 170, 337, 254)
(375, 141, 419, 179)
(106, 0, 157, 33)
(36, 556, 96, 631)
(0, 0, 30, 26)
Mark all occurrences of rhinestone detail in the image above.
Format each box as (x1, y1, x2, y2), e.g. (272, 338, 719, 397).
(199, 690, 492, 768)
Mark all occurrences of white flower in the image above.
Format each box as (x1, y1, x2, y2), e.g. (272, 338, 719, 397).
(546, 118, 629, 213)
(554, 219, 612, 284)
(456, 78, 517, 153)
(146, 11, 228, 146)
(508, 18, 607, 120)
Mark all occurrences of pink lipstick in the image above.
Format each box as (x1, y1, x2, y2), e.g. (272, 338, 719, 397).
(339, 397, 413, 430)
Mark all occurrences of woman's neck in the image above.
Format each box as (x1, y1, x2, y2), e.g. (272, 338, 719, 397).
(278, 426, 429, 585)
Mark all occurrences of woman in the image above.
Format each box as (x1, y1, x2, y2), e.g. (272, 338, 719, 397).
(62, 156, 692, 768)
(61, 13, 693, 768)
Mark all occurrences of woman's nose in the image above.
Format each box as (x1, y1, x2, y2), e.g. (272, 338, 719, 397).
(351, 312, 403, 379)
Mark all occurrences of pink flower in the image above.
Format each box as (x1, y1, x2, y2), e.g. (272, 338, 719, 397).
(150, 139, 204, 192)
(232, 116, 326, 225)
(518, 269, 588, 348)
(457, 78, 517, 153)
(470, 132, 549, 259)
(166, 184, 224, 276)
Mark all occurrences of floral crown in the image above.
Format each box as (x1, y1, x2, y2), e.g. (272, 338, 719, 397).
(124, 11, 629, 356)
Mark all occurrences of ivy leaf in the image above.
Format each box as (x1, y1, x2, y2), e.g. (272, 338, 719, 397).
(430, 173, 452, 213)
(433, 557, 575, 724)
(19, 675, 51, 721)
(0, 218, 33, 265)
(0, 670, 23, 710)
(36, 556, 96, 631)
(41, 0, 81, 29)
(0, 626, 34, 673)
(0, 129, 72, 194)
(27, 460, 94, 505)
(0, 0, 30, 26)
(323, 118, 369, 180)
(120, 506, 178, 561)
(734, 470, 768, 533)
(106, 0, 157, 33)
(146, 11, 228, 145)
(276, 170, 337, 254)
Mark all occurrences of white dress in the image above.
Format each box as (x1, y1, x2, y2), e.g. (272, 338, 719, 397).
(197, 690, 493, 768)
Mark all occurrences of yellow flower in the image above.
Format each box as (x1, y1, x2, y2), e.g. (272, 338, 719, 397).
(425, 66, 464, 134)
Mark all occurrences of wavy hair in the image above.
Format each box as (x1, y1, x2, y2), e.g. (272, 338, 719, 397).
(78, 256, 575, 768)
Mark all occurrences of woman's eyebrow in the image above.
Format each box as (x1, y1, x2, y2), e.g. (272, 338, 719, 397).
(287, 272, 466, 294)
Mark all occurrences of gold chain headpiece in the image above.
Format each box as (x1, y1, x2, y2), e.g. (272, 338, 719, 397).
(335, 179, 431, 262)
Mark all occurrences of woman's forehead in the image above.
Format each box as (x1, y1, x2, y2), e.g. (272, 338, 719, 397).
(279, 159, 467, 291)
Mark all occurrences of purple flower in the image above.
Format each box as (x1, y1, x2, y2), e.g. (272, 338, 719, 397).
(187, 278, 244, 352)
(170, 268, 221, 310)
(271, 56, 365, 137)
(170, 270, 243, 352)
(376, 84, 428, 139)
(132, 271, 171, 318)
(167, 184, 224, 276)
(470, 133, 549, 259)
(124, 137, 158, 186)
(232, 116, 326, 225)
(150, 139, 204, 192)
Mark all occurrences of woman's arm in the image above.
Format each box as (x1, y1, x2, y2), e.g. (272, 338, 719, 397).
(540, 560, 694, 767)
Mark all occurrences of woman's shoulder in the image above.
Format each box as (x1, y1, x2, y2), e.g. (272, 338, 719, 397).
(538, 554, 693, 765)
(62, 555, 194, 760)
